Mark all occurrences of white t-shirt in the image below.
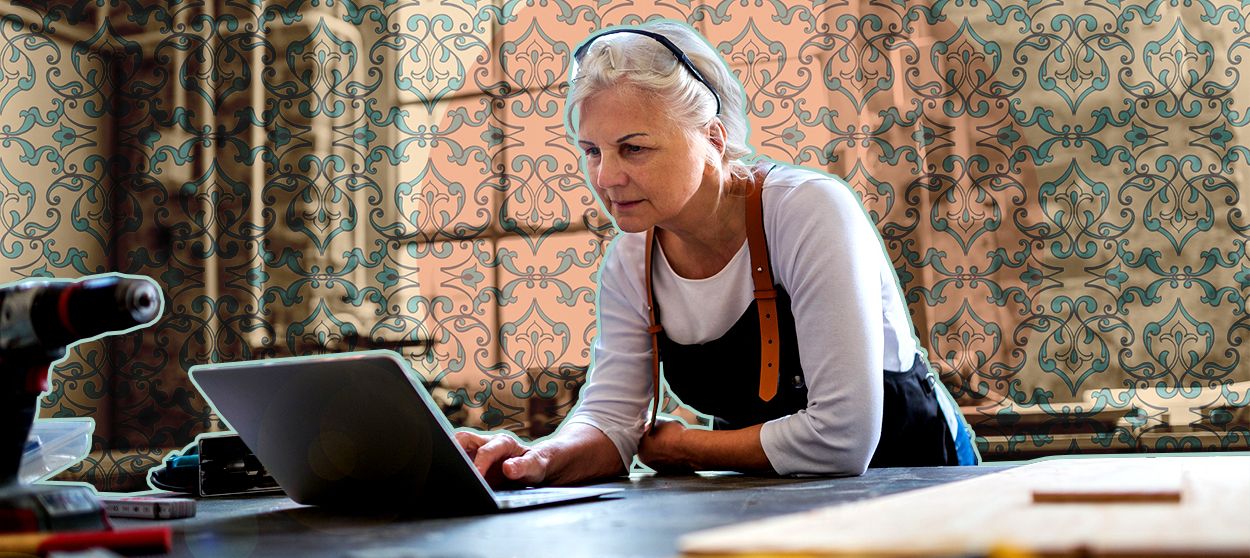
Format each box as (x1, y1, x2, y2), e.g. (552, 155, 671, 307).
(564, 163, 957, 476)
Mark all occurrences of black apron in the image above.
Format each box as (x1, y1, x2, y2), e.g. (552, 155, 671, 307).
(644, 167, 958, 468)
(653, 282, 958, 468)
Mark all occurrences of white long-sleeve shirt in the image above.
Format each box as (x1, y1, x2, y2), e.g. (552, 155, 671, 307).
(563, 163, 956, 476)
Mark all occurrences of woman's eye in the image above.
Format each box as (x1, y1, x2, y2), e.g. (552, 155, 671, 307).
(623, 144, 645, 154)
(583, 147, 600, 157)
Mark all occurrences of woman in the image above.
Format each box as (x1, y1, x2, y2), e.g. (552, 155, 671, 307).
(456, 21, 978, 487)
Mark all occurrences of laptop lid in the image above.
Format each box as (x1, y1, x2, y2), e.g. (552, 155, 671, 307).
(190, 351, 509, 514)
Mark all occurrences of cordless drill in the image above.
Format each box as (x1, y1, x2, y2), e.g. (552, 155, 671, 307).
(0, 274, 162, 487)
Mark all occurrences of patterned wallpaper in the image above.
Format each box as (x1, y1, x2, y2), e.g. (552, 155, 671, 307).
(1, 0, 1247, 491)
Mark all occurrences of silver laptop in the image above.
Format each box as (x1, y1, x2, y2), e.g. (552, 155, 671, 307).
(188, 351, 621, 514)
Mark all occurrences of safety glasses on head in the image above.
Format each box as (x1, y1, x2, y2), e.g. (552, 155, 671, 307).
(574, 28, 722, 116)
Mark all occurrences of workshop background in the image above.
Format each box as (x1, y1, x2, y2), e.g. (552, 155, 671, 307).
(1, 0, 1248, 490)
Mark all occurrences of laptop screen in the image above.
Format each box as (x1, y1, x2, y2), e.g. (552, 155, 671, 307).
(189, 351, 498, 513)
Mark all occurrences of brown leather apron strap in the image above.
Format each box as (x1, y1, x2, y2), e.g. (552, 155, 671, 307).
(643, 164, 779, 431)
(644, 228, 662, 432)
(745, 165, 780, 402)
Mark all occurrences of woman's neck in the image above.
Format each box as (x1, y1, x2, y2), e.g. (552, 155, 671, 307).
(656, 195, 746, 280)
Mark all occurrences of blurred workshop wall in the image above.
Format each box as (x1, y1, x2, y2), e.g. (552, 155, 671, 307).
(0, 4, 126, 485)
(1, 1, 1248, 490)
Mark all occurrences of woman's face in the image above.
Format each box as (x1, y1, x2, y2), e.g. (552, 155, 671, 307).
(577, 85, 712, 234)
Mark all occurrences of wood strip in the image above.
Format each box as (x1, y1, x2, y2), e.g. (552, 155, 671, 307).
(1032, 489, 1182, 504)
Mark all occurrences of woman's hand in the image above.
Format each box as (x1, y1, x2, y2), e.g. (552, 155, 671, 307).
(637, 419, 695, 473)
(454, 431, 550, 487)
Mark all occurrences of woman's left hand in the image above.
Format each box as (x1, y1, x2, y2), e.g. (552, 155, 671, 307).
(637, 418, 695, 473)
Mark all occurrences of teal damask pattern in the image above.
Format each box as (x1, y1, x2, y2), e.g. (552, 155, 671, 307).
(0, 0, 1247, 490)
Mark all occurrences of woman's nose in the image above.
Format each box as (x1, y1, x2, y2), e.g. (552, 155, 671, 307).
(595, 154, 627, 190)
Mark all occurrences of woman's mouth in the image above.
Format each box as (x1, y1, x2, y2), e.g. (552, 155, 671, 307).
(612, 199, 642, 211)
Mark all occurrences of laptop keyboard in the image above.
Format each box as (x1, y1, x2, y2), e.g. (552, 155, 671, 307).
(494, 487, 600, 508)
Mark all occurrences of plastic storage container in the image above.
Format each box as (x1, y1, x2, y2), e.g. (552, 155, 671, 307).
(20, 419, 94, 484)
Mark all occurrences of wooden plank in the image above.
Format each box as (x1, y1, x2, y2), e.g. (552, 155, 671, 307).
(679, 456, 1250, 558)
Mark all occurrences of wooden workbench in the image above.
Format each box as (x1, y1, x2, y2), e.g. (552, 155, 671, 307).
(111, 455, 1248, 557)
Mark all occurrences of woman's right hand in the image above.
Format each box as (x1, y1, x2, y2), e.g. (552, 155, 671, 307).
(454, 431, 550, 488)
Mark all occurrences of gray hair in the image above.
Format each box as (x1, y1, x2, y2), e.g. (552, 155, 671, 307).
(566, 21, 754, 185)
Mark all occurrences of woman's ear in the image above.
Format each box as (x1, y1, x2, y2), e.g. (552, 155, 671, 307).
(706, 120, 728, 157)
